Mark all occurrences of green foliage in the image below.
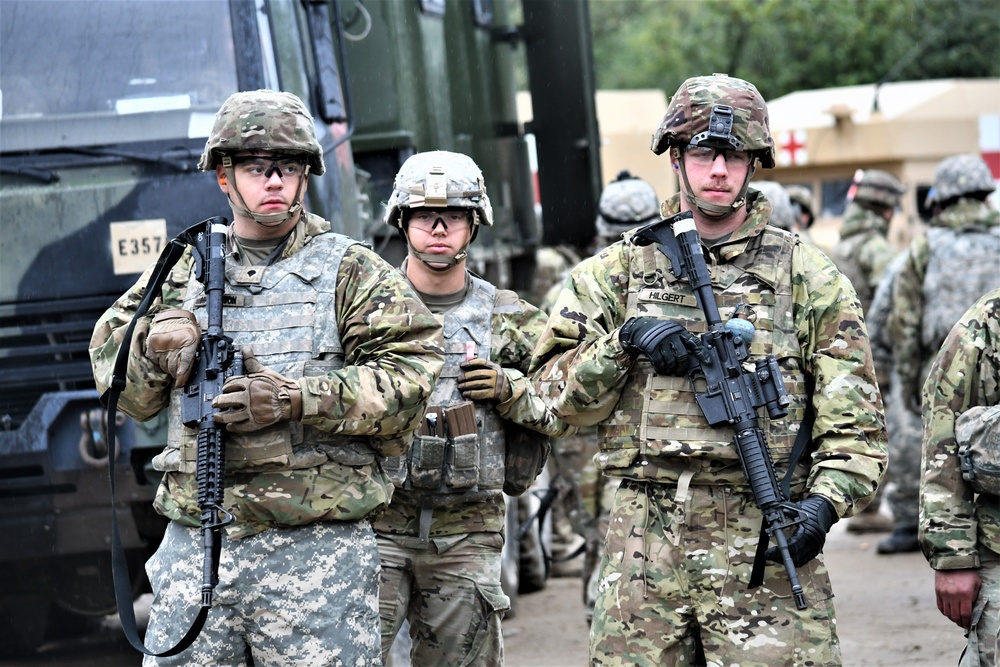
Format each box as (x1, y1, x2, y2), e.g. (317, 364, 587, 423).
(588, 0, 1000, 100)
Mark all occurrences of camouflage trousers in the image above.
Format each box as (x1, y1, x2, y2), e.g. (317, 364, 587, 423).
(377, 531, 509, 667)
(590, 479, 841, 667)
(960, 550, 1000, 667)
(141, 520, 381, 667)
(885, 381, 923, 527)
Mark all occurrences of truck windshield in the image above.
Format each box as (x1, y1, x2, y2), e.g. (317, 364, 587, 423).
(0, 0, 238, 152)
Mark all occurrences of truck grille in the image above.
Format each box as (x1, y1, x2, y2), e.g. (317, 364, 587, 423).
(0, 295, 114, 430)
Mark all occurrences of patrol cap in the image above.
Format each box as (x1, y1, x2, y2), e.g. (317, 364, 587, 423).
(651, 73, 775, 168)
(198, 90, 325, 175)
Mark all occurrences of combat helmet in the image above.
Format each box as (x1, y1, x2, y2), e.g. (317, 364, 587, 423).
(932, 154, 996, 206)
(651, 73, 773, 218)
(595, 171, 660, 244)
(199, 89, 325, 175)
(851, 170, 905, 210)
(385, 150, 493, 268)
(751, 181, 795, 232)
(651, 73, 775, 168)
(785, 184, 815, 228)
(200, 90, 323, 227)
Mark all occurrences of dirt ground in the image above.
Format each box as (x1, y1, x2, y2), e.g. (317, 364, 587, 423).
(503, 518, 967, 667)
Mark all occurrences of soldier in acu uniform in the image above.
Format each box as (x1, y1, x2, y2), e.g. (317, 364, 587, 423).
(919, 287, 1000, 665)
(375, 151, 573, 667)
(529, 73, 887, 667)
(89, 90, 444, 666)
(884, 154, 1000, 554)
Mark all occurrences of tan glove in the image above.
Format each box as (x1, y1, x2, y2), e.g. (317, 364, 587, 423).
(212, 347, 302, 433)
(144, 309, 201, 386)
(457, 358, 512, 403)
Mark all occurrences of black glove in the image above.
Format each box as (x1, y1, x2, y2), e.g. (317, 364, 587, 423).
(765, 495, 838, 568)
(618, 316, 703, 376)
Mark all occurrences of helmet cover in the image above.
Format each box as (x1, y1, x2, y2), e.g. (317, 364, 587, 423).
(198, 90, 325, 175)
(384, 151, 493, 228)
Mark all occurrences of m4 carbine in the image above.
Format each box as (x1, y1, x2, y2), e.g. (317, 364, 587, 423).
(634, 211, 809, 610)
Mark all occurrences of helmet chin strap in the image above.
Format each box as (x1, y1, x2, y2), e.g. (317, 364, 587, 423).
(401, 211, 478, 271)
(675, 149, 755, 219)
(222, 157, 309, 227)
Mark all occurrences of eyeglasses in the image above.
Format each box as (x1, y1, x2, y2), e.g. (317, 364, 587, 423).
(231, 155, 307, 180)
(683, 145, 752, 167)
(407, 209, 471, 232)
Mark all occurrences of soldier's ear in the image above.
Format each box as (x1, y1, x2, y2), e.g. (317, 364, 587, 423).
(216, 165, 228, 191)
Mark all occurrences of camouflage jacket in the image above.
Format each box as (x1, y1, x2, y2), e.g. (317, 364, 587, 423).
(90, 213, 444, 539)
(375, 272, 573, 539)
(830, 202, 897, 313)
(529, 193, 887, 519)
(919, 288, 1000, 570)
(889, 199, 1000, 407)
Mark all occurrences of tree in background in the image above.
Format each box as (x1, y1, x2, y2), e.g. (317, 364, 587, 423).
(589, 0, 1000, 100)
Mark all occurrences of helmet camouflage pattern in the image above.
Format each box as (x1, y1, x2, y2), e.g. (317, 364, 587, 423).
(751, 181, 795, 231)
(596, 171, 660, 241)
(198, 90, 325, 175)
(785, 184, 815, 220)
(651, 73, 775, 168)
(852, 169, 904, 209)
(932, 153, 997, 204)
(384, 150, 493, 228)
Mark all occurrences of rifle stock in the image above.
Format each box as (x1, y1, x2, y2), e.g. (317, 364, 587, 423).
(634, 212, 808, 610)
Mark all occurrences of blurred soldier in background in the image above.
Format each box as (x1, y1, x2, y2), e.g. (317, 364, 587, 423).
(752, 180, 795, 232)
(376, 151, 572, 666)
(830, 168, 904, 534)
(919, 287, 1000, 663)
(886, 154, 1000, 554)
(786, 184, 817, 243)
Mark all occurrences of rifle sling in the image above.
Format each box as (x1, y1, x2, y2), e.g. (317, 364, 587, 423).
(101, 225, 211, 657)
(748, 406, 814, 589)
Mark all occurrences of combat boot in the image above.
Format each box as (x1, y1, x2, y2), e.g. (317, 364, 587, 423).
(876, 526, 919, 554)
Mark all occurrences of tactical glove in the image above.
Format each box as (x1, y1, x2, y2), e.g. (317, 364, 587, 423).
(144, 308, 201, 386)
(766, 495, 838, 568)
(618, 316, 703, 376)
(457, 358, 513, 403)
(213, 347, 302, 433)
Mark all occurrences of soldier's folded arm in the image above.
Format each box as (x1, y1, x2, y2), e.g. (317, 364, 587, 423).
(296, 244, 444, 438)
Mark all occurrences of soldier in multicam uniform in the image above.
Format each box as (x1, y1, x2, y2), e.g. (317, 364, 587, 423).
(885, 153, 1000, 554)
(830, 168, 904, 534)
(529, 73, 887, 667)
(89, 90, 444, 666)
(831, 169, 905, 312)
(375, 151, 573, 667)
(919, 287, 1000, 664)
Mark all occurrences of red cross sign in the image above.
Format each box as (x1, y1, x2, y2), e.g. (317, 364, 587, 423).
(777, 129, 808, 166)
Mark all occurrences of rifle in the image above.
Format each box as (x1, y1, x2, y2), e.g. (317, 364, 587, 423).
(179, 217, 241, 609)
(103, 215, 239, 655)
(633, 210, 809, 610)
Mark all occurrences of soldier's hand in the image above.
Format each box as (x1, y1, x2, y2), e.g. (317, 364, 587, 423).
(766, 495, 838, 568)
(618, 316, 703, 376)
(935, 569, 981, 629)
(213, 348, 302, 433)
(457, 358, 512, 403)
(144, 309, 201, 386)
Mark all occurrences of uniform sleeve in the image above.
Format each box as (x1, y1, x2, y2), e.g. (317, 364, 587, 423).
(889, 235, 930, 404)
(89, 252, 194, 421)
(920, 293, 1000, 570)
(792, 243, 888, 518)
(859, 233, 897, 300)
(490, 291, 575, 438)
(298, 245, 444, 439)
(528, 246, 636, 427)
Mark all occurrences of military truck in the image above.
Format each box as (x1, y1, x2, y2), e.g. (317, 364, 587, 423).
(0, 0, 600, 653)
